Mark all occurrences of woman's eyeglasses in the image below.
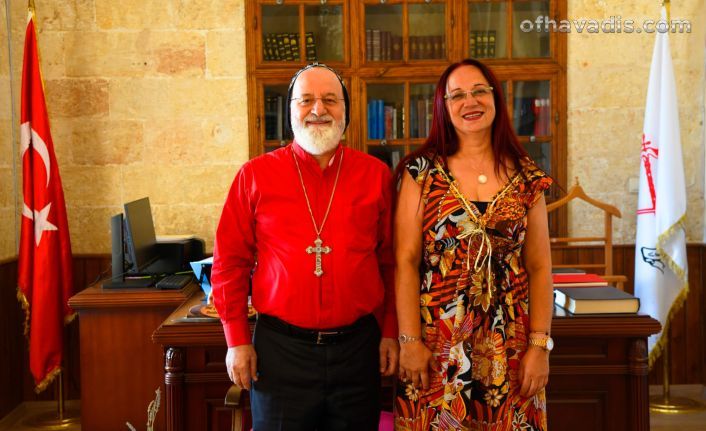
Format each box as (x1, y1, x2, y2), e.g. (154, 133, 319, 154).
(444, 86, 494, 103)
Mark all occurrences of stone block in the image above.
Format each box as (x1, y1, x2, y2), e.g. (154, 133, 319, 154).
(152, 203, 221, 252)
(206, 30, 245, 77)
(35, 31, 66, 79)
(0, 167, 15, 206)
(45, 79, 109, 118)
(64, 31, 205, 78)
(0, 209, 17, 259)
(58, 119, 145, 165)
(170, 78, 242, 117)
(176, 0, 242, 29)
(108, 78, 172, 119)
(62, 166, 122, 206)
(66, 205, 116, 253)
(35, 0, 95, 31)
(95, 0, 176, 30)
(122, 164, 236, 206)
(143, 117, 248, 166)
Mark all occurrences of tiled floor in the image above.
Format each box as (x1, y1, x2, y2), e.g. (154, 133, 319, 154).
(1, 386, 705, 430)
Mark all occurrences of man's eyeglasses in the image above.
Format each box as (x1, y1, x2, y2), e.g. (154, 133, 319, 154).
(444, 86, 494, 103)
(291, 96, 344, 108)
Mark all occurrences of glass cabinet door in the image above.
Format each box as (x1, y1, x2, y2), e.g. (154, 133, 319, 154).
(409, 2, 447, 61)
(513, 80, 552, 175)
(304, 4, 344, 62)
(263, 84, 293, 150)
(512, 1, 550, 58)
(467, 0, 551, 59)
(364, 4, 403, 62)
(261, 2, 346, 64)
(468, 1, 507, 59)
(262, 5, 300, 62)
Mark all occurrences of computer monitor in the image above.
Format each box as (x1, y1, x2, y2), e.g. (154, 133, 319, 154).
(123, 197, 159, 273)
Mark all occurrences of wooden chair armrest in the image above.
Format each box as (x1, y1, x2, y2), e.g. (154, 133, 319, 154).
(225, 385, 245, 431)
(602, 275, 628, 291)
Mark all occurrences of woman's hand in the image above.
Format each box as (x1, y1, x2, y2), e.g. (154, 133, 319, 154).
(518, 346, 549, 398)
(399, 341, 436, 390)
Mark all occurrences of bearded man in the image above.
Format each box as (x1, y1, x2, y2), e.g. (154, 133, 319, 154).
(211, 63, 399, 431)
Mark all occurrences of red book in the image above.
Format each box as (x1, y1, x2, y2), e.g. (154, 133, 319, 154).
(552, 273, 608, 287)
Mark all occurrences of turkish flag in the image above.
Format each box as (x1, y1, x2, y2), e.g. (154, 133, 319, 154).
(17, 8, 75, 393)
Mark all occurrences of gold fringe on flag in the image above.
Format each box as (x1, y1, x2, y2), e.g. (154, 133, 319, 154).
(648, 214, 690, 369)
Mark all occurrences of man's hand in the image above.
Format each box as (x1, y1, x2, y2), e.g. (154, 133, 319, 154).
(379, 337, 399, 376)
(226, 345, 258, 390)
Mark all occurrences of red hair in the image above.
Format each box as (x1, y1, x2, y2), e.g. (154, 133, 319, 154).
(396, 59, 528, 183)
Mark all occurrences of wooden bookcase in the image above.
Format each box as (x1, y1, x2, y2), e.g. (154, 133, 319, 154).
(245, 0, 567, 234)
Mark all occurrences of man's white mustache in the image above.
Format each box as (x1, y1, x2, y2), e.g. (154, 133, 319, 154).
(304, 114, 334, 124)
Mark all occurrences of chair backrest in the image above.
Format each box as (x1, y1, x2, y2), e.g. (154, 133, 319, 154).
(547, 178, 627, 289)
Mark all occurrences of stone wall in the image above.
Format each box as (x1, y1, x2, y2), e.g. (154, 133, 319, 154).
(566, 0, 705, 243)
(1, 0, 704, 260)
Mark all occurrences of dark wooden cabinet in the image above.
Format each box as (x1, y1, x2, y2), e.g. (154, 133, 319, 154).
(154, 294, 659, 431)
(68, 283, 197, 431)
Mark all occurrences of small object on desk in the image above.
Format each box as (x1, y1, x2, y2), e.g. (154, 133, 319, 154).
(155, 273, 193, 290)
(554, 286, 640, 314)
(188, 303, 220, 319)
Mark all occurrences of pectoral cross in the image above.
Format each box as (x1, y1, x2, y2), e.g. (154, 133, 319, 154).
(306, 237, 331, 277)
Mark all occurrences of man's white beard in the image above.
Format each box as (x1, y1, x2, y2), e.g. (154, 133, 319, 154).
(291, 113, 345, 156)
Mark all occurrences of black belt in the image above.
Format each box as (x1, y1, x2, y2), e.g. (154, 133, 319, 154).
(257, 313, 375, 345)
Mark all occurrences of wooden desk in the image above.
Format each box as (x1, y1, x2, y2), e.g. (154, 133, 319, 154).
(154, 297, 660, 431)
(548, 308, 660, 431)
(69, 283, 197, 431)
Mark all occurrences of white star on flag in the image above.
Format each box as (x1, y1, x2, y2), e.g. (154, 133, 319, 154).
(23, 202, 58, 247)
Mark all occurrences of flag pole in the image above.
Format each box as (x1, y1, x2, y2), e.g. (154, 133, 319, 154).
(649, 333, 705, 412)
(24, 368, 81, 428)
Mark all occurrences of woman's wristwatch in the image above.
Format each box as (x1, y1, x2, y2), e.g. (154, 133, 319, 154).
(529, 331, 554, 352)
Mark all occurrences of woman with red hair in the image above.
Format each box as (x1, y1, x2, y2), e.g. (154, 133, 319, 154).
(394, 59, 554, 430)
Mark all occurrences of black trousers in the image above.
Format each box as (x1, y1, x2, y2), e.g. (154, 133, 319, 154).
(250, 314, 381, 431)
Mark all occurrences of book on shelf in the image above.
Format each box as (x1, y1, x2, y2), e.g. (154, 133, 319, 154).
(366, 29, 372, 61)
(552, 273, 608, 287)
(305, 32, 316, 61)
(554, 286, 640, 314)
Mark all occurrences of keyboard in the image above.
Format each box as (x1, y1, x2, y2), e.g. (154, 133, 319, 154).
(155, 274, 193, 290)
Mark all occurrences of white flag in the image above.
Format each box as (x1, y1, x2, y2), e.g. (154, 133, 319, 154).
(634, 7, 689, 368)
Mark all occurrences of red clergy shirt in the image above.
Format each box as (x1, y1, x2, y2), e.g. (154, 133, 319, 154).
(212, 142, 397, 347)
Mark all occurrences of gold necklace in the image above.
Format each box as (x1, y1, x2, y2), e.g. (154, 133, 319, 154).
(291, 146, 344, 277)
(466, 150, 491, 184)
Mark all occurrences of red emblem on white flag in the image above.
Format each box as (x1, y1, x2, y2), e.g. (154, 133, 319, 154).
(17, 8, 75, 393)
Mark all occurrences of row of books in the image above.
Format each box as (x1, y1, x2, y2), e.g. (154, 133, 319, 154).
(469, 30, 497, 58)
(365, 30, 402, 61)
(514, 97, 552, 136)
(552, 270, 640, 314)
(263, 32, 317, 62)
(366, 96, 434, 141)
(365, 30, 446, 61)
(367, 100, 404, 140)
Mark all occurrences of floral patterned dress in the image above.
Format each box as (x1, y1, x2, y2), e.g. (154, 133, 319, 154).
(395, 155, 552, 431)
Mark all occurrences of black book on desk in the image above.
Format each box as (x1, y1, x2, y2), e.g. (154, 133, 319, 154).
(104, 197, 204, 289)
(554, 286, 640, 314)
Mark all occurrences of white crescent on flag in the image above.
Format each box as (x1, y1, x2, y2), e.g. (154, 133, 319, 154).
(20, 122, 51, 187)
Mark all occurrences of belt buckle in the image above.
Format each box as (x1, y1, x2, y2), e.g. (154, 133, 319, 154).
(316, 331, 338, 345)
